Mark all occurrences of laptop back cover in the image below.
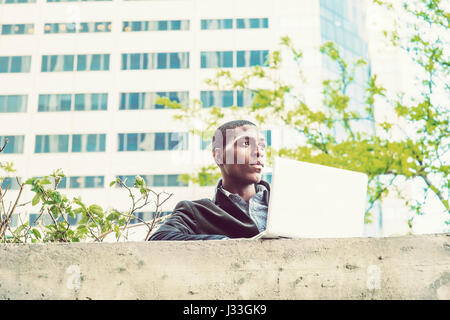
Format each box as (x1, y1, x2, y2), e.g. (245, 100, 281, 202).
(265, 157, 368, 238)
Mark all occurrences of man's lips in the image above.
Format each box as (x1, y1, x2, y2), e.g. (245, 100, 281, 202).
(250, 163, 264, 170)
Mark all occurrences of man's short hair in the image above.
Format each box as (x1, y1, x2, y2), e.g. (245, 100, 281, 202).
(212, 120, 257, 151)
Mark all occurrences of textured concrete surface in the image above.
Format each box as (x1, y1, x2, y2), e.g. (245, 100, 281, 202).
(0, 234, 449, 300)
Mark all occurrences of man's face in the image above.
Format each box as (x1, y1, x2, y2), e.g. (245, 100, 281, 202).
(213, 125, 266, 184)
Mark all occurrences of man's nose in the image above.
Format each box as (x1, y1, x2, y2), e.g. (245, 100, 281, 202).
(252, 143, 264, 157)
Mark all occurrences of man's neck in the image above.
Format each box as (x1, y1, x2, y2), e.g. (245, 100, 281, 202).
(221, 179, 256, 202)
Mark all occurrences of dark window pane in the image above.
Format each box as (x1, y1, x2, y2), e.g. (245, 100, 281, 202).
(170, 20, 181, 30)
(158, 21, 168, 30)
(76, 55, 86, 71)
(89, 54, 100, 70)
(222, 51, 233, 67)
(79, 22, 89, 33)
(170, 53, 180, 68)
(127, 133, 138, 151)
(99, 134, 106, 151)
(236, 51, 246, 67)
(70, 177, 81, 188)
(58, 135, 69, 152)
(10, 56, 22, 72)
(72, 134, 81, 152)
(60, 94, 72, 111)
(35, 136, 42, 153)
(200, 52, 208, 68)
(64, 55, 74, 71)
(102, 54, 109, 70)
(168, 132, 180, 150)
(2, 25, 12, 35)
(86, 134, 97, 152)
(236, 19, 245, 29)
(223, 19, 233, 29)
(153, 175, 165, 187)
(118, 134, 125, 151)
(74, 94, 85, 111)
(0, 57, 9, 73)
(132, 21, 142, 31)
(249, 18, 260, 28)
(130, 53, 141, 70)
(39, 94, 51, 112)
(157, 53, 167, 69)
(154, 132, 166, 150)
(222, 91, 234, 107)
(250, 50, 260, 66)
(119, 93, 126, 110)
(121, 54, 128, 70)
(129, 93, 139, 109)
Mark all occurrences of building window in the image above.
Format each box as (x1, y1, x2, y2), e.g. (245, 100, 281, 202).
(122, 20, 189, 32)
(261, 172, 272, 184)
(4, 0, 36, 3)
(201, 90, 253, 108)
(34, 135, 69, 153)
(236, 50, 269, 67)
(0, 95, 27, 113)
(127, 211, 171, 224)
(0, 56, 31, 73)
(38, 94, 72, 112)
(72, 134, 106, 152)
(2, 213, 19, 228)
(200, 19, 233, 30)
(0, 136, 24, 154)
(46, 0, 111, 2)
(200, 51, 233, 68)
(79, 22, 111, 33)
(76, 54, 109, 71)
(43, 23, 77, 34)
(121, 52, 189, 70)
(37, 93, 107, 111)
(41, 55, 74, 72)
(69, 176, 104, 189)
(44, 22, 111, 34)
(29, 213, 79, 227)
(41, 54, 109, 72)
(236, 18, 269, 29)
(122, 53, 148, 70)
(119, 91, 189, 110)
(201, 90, 233, 108)
(262, 130, 272, 147)
(74, 93, 107, 111)
(0, 177, 19, 190)
(1, 24, 34, 35)
(118, 132, 189, 152)
(116, 175, 187, 188)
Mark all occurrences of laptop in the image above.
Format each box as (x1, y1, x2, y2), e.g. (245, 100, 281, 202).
(253, 157, 368, 239)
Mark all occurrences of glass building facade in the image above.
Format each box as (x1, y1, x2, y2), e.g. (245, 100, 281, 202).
(319, 0, 371, 120)
(320, 0, 381, 235)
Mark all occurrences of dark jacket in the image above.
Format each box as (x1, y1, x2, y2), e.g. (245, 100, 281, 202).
(149, 180, 270, 241)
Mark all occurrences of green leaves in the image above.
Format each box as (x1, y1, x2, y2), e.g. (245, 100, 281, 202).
(32, 194, 40, 206)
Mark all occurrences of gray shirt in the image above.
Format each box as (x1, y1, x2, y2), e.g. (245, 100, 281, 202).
(217, 180, 269, 232)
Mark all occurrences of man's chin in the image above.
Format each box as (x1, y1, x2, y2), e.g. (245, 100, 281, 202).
(246, 172, 262, 184)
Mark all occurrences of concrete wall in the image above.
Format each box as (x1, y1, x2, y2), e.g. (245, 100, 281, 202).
(0, 233, 449, 300)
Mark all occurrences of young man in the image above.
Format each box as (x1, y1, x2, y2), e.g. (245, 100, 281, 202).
(149, 120, 269, 240)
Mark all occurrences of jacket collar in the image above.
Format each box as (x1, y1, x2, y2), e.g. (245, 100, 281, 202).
(212, 178, 271, 206)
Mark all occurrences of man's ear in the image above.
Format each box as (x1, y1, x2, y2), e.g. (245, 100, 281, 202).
(212, 148, 224, 165)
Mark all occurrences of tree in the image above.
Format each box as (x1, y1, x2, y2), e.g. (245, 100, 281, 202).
(0, 139, 173, 243)
(170, 0, 449, 231)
